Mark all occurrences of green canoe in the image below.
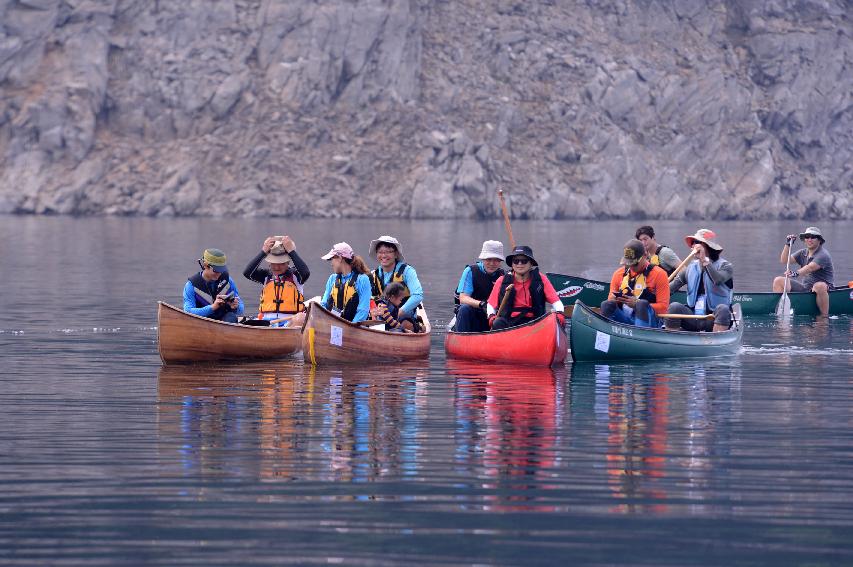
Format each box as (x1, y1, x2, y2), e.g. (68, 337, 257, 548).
(569, 301, 744, 362)
(547, 272, 853, 316)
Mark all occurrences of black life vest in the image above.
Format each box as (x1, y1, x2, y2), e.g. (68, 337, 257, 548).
(454, 263, 506, 307)
(188, 271, 231, 308)
(370, 263, 409, 301)
(619, 264, 657, 303)
(325, 273, 360, 322)
(496, 268, 547, 319)
(649, 244, 674, 275)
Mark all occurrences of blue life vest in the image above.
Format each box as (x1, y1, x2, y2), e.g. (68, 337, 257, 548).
(686, 260, 733, 313)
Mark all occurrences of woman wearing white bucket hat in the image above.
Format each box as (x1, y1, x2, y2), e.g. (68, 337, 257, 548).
(772, 226, 834, 316)
(452, 240, 506, 332)
(368, 235, 424, 319)
(667, 229, 734, 332)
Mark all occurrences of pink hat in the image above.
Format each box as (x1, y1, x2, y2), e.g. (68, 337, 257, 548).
(321, 242, 354, 260)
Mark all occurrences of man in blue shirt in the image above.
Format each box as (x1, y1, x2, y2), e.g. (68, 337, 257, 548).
(453, 240, 505, 332)
(183, 248, 244, 323)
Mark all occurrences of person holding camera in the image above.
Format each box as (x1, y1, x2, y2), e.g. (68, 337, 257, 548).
(183, 248, 244, 323)
(600, 239, 670, 328)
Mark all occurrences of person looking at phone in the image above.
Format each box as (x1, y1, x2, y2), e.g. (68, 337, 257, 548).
(600, 239, 670, 328)
(183, 248, 244, 323)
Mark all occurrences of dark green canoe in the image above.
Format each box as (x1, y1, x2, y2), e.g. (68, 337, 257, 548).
(569, 301, 744, 362)
(547, 272, 853, 316)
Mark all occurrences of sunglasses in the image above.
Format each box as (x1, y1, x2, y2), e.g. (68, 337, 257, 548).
(512, 257, 531, 265)
(803, 235, 819, 239)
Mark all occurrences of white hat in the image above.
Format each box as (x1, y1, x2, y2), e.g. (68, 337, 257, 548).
(478, 240, 504, 261)
(321, 242, 354, 260)
(685, 228, 723, 252)
(799, 226, 825, 243)
(369, 235, 403, 260)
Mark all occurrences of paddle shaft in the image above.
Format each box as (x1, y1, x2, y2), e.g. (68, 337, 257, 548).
(498, 189, 516, 249)
(668, 250, 697, 282)
(658, 313, 715, 320)
(777, 241, 794, 317)
(494, 283, 514, 319)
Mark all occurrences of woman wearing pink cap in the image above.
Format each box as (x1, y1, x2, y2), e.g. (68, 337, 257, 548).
(320, 242, 373, 322)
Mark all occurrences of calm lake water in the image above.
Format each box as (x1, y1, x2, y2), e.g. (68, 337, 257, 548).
(2, 216, 852, 565)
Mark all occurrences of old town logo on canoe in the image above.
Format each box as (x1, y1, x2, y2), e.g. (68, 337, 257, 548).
(849, 290, 853, 300)
(558, 285, 584, 298)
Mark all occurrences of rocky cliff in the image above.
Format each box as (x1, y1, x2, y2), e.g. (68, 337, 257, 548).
(1, 0, 851, 219)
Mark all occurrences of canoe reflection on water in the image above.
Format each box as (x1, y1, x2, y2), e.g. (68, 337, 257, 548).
(157, 362, 428, 483)
(448, 360, 567, 512)
(570, 361, 742, 515)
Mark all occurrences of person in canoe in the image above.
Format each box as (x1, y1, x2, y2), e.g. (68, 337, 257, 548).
(635, 225, 681, 276)
(183, 248, 244, 323)
(486, 245, 564, 330)
(772, 226, 834, 317)
(320, 242, 372, 323)
(667, 229, 733, 332)
(242, 235, 310, 327)
(600, 239, 670, 328)
(453, 240, 506, 332)
(375, 282, 422, 333)
(368, 235, 424, 321)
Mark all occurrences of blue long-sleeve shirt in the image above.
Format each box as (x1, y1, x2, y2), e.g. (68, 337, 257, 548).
(182, 277, 245, 318)
(374, 262, 424, 317)
(321, 272, 372, 323)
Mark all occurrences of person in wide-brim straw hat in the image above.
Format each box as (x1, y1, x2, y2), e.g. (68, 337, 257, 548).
(485, 245, 565, 331)
(182, 247, 244, 323)
(773, 226, 834, 316)
(368, 235, 424, 321)
(452, 240, 507, 332)
(242, 235, 311, 326)
(667, 229, 734, 333)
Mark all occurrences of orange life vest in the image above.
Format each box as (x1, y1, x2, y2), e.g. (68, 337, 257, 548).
(258, 277, 304, 317)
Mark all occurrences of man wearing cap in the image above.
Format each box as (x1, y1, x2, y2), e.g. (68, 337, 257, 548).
(183, 248, 244, 323)
(242, 235, 311, 326)
(773, 226, 834, 317)
(368, 235, 424, 320)
(635, 225, 681, 276)
(601, 239, 670, 328)
(453, 240, 506, 332)
(486, 245, 564, 330)
(320, 242, 372, 323)
(668, 229, 733, 332)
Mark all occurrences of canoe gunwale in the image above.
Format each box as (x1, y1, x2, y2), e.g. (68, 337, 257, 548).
(445, 311, 552, 337)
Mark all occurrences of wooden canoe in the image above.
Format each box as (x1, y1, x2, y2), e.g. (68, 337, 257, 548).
(157, 302, 301, 365)
(445, 312, 567, 366)
(548, 272, 853, 317)
(301, 302, 431, 365)
(569, 301, 743, 362)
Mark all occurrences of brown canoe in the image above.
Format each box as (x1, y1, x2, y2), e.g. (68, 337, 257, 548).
(301, 302, 431, 365)
(157, 302, 301, 365)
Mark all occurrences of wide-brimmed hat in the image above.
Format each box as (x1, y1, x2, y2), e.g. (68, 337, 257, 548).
(619, 239, 646, 266)
(505, 245, 538, 267)
(264, 241, 292, 264)
(799, 226, 825, 244)
(321, 242, 354, 261)
(478, 240, 504, 261)
(684, 228, 723, 252)
(202, 248, 228, 273)
(369, 235, 404, 260)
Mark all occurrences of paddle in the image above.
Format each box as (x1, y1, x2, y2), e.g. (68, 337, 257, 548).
(498, 189, 516, 248)
(658, 313, 715, 320)
(776, 239, 794, 321)
(668, 250, 697, 283)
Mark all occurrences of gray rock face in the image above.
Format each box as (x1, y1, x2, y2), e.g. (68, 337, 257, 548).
(0, 0, 851, 219)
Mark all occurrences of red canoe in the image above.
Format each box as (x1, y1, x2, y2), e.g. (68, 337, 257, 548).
(444, 312, 568, 367)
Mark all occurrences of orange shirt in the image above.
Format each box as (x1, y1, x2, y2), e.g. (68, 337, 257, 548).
(608, 265, 670, 315)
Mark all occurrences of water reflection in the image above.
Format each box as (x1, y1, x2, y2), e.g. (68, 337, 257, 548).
(449, 360, 567, 512)
(570, 361, 742, 515)
(157, 362, 427, 485)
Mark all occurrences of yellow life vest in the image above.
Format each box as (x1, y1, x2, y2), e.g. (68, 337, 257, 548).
(619, 264, 656, 301)
(369, 263, 410, 302)
(326, 274, 360, 321)
(258, 277, 304, 317)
